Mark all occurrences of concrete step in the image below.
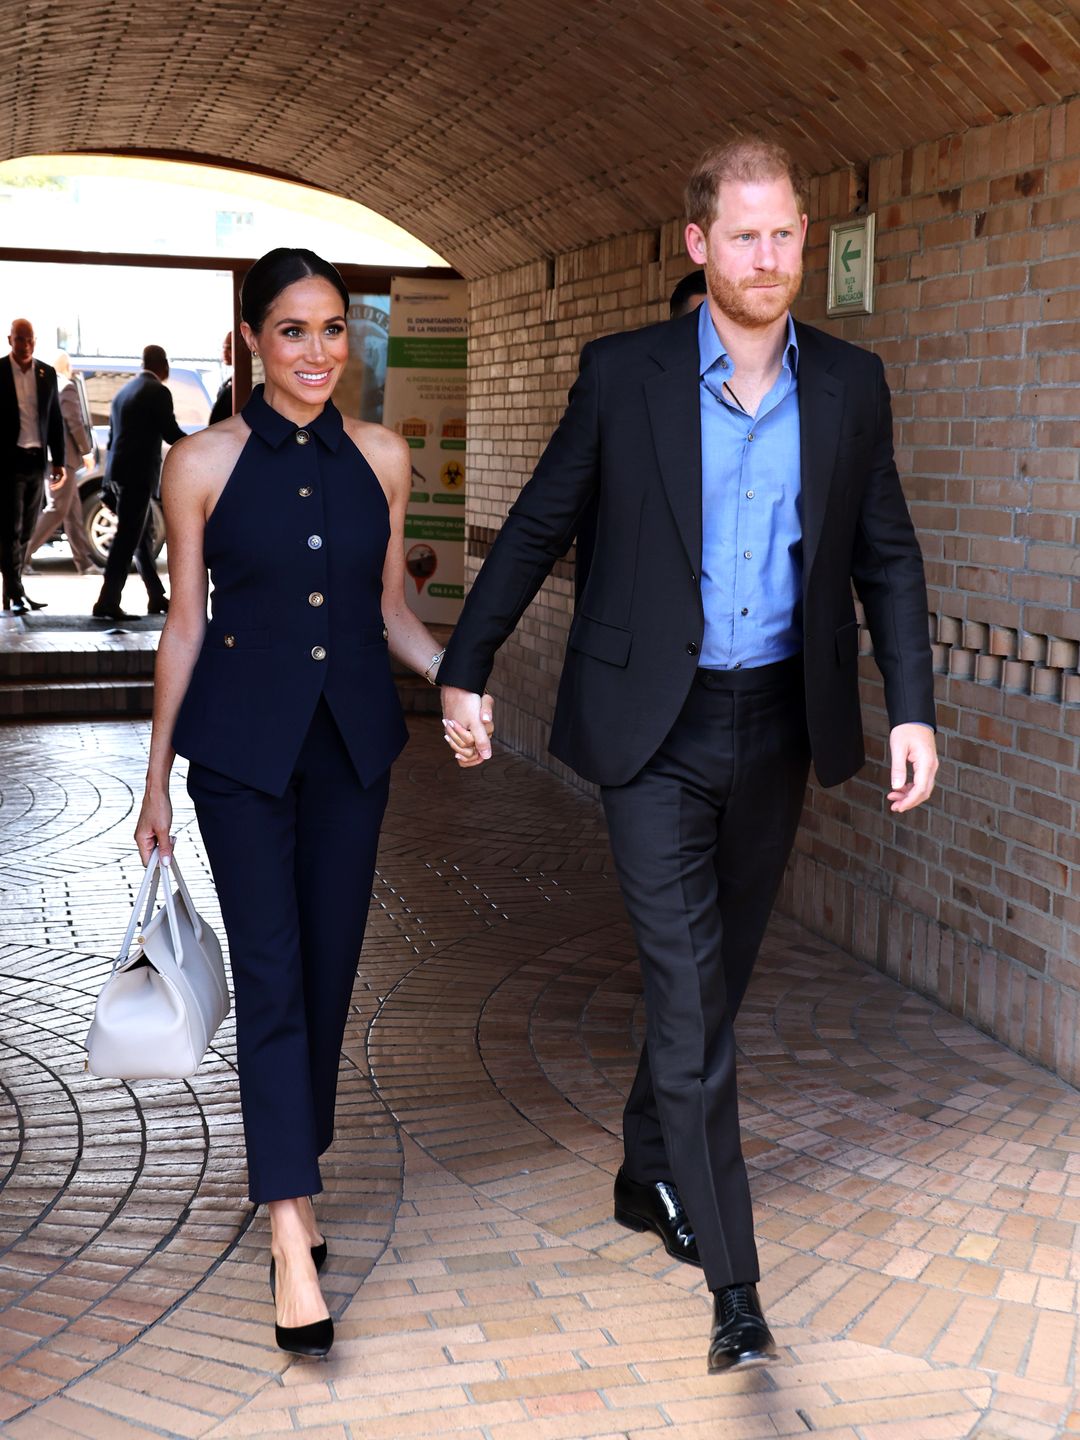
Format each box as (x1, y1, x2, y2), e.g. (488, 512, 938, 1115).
(0, 677, 155, 719)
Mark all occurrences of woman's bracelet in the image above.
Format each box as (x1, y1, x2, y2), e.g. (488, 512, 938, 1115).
(423, 649, 446, 685)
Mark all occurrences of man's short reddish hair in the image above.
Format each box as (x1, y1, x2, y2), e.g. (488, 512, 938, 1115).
(685, 138, 810, 231)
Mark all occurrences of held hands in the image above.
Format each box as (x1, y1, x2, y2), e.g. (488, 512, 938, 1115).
(887, 724, 939, 813)
(441, 686, 495, 767)
(135, 791, 174, 865)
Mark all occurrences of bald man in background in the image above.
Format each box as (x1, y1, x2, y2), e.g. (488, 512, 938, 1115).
(0, 318, 64, 613)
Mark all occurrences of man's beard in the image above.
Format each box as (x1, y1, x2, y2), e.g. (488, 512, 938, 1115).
(705, 259, 802, 329)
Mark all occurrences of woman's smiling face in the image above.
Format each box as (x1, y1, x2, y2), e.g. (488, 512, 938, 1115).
(243, 275, 349, 415)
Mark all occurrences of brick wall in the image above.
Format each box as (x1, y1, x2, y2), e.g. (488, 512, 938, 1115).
(464, 97, 1080, 1084)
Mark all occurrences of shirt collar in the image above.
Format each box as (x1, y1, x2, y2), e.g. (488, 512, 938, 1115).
(241, 383, 343, 452)
(697, 301, 799, 379)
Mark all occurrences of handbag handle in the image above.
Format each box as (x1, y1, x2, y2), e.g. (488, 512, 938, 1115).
(113, 845, 200, 971)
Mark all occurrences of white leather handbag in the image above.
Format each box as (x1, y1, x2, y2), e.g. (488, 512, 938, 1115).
(85, 845, 230, 1080)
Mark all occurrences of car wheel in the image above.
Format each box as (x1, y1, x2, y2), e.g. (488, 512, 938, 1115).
(81, 492, 166, 569)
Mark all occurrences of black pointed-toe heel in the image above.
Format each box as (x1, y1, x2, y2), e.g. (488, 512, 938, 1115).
(269, 1258, 334, 1357)
(275, 1314, 333, 1357)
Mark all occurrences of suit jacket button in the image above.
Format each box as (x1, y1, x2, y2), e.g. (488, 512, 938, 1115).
(295, 430, 310, 445)
(298, 485, 313, 497)
(382, 625, 388, 641)
(686, 641, 698, 656)
(307, 534, 322, 549)
(224, 634, 236, 648)
(308, 591, 324, 607)
(311, 645, 327, 661)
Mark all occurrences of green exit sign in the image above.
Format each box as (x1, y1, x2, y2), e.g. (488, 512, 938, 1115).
(827, 214, 876, 317)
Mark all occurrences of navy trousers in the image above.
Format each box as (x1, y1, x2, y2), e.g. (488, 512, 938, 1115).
(601, 657, 810, 1291)
(187, 697, 389, 1204)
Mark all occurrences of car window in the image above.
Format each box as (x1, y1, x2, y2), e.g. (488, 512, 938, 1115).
(78, 369, 137, 427)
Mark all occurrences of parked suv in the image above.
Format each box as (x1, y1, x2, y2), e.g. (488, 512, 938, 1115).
(71, 360, 214, 567)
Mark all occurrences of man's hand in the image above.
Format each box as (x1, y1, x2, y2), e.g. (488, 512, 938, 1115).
(441, 686, 494, 768)
(48, 464, 64, 486)
(887, 724, 938, 813)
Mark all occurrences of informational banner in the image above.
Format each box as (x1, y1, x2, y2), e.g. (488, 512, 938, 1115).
(382, 275, 468, 623)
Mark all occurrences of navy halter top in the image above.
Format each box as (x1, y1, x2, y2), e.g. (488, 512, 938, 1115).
(172, 386, 408, 795)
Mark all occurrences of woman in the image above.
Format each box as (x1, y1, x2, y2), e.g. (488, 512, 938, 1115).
(136, 248, 489, 1357)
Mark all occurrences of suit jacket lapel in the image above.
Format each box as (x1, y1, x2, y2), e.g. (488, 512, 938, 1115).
(644, 312, 703, 572)
(795, 322, 845, 579)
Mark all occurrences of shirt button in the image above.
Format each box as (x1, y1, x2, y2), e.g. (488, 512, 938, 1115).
(223, 634, 236, 648)
(746, 490, 754, 499)
(296, 430, 310, 445)
(298, 485, 313, 498)
(733, 662, 742, 669)
(311, 645, 327, 661)
(744, 550, 752, 559)
(308, 535, 322, 549)
(686, 641, 699, 656)
(747, 432, 754, 442)
(308, 591, 324, 607)
(741, 607, 749, 616)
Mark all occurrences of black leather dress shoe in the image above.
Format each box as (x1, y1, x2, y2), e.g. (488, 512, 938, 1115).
(147, 596, 169, 615)
(92, 601, 132, 620)
(21, 592, 46, 610)
(7, 596, 28, 616)
(613, 1168, 701, 1266)
(707, 1283, 776, 1372)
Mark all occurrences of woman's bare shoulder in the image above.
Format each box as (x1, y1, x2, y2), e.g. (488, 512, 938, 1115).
(343, 417, 410, 474)
(165, 417, 250, 486)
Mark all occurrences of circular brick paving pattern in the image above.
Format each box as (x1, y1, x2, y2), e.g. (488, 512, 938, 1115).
(1, 716, 1078, 1438)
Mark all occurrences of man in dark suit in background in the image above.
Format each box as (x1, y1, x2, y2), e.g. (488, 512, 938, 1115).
(93, 344, 183, 620)
(439, 138, 938, 1372)
(0, 317, 64, 613)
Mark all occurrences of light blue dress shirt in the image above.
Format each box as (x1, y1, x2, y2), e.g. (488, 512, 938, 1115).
(698, 302, 803, 670)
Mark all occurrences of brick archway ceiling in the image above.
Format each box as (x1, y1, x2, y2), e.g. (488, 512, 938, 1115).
(4, 0, 1080, 277)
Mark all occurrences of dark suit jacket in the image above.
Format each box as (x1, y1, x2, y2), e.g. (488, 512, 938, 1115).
(0, 356, 64, 467)
(106, 371, 184, 491)
(439, 310, 935, 790)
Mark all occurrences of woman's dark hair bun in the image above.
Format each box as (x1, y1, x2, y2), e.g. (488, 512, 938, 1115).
(240, 248, 350, 333)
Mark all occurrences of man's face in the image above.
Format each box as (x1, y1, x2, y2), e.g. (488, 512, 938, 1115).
(685, 177, 807, 329)
(9, 320, 35, 369)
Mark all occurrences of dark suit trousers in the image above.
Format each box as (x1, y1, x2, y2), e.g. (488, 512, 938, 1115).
(101, 482, 165, 605)
(186, 698, 389, 1205)
(1, 448, 45, 599)
(601, 657, 810, 1290)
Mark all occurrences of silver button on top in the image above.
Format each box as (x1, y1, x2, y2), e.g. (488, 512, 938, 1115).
(744, 550, 752, 559)
(308, 535, 322, 549)
(746, 490, 754, 499)
(311, 645, 327, 661)
(747, 432, 754, 441)
(298, 485, 313, 498)
(296, 430, 310, 445)
(308, 591, 324, 607)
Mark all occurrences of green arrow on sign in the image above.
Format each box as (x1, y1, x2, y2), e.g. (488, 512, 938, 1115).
(841, 237, 862, 273)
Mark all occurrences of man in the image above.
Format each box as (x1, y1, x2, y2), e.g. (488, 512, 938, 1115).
(0, 318, 64, 613)
(669, 267, 708, 319)
(439, 139, 938, 1372)
(26, 351, 100, 575)
(93, 344, 183, 620)
(207, 330, 233, 425)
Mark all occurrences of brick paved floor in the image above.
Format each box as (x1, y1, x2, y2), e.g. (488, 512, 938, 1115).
(1, 708, 1079, 1438)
